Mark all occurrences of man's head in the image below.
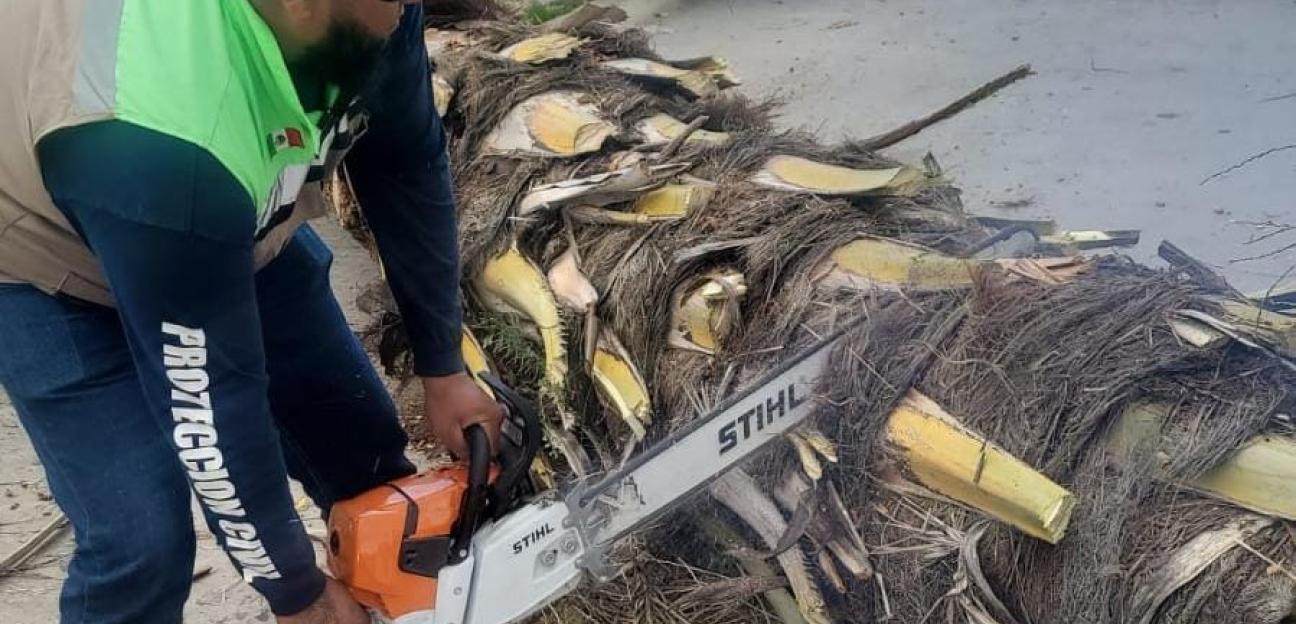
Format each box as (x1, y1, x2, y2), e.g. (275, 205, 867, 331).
(252, 0, 421, 93)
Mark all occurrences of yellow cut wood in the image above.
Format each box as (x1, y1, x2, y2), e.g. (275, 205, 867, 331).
(817, 237, 977, 292)
(423, 28, 478, 61)
(1168, 317, 1229, 349)
(635, 114, 731, 148)
(631, 176, 716, 220)
(1042, 230, 1122, 244)
(461, 326, 495, 398)
(1107, 402, 1165, 459)
(482, 91, 616, 158)
(788, 433, 824, 481)
(1113, 402, 1296, 521)
(431, 73, 454, 118)
(590, 328, 652, 440)
(886, 391, 1074, 543)
(1039, 229, 1141, 250)
(498, 33, 583, 64)
(1217, 300, 1296, 353)
(1194, 436, 1296, 519)
(670, 56, 741, 88)
(473, 244, 568, 393)
(669, 270, 747, 354)
(753, 155, 924, 196)
(602, 58, 719, 98)
(800, 427, 839, 463)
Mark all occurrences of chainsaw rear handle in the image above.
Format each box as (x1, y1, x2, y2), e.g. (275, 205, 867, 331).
(446, 373, 541, 565)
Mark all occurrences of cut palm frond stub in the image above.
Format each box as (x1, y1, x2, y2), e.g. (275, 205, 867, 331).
(482, 91, 616, 158)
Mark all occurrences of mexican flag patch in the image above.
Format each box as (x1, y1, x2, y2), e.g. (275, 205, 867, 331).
(269, 127, 305, 153)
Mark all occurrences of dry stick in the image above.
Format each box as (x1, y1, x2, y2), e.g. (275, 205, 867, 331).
(561, 209, 582, 264)
(1261, 91, 1296, 103)
(540, 3, 628, 34)
(1233, 219, 1296, 245)
(876, 572, 894, 621)
(1230, 239, 1296, 264)
(657, 115, 711, 161)
(566, 205, 653, 226)
(192, 565, 214, 582)
(858, 65, 1033, 151)
(0, 511, 69, 577)
(1158, 240, 1243, 298)
(1232, 537, 1296, 583)
(1201, 144, 1296, 185)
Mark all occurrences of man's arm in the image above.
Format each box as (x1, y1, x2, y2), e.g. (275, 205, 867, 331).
(343, 5, 501, 456)
(38, 122, 326, 617)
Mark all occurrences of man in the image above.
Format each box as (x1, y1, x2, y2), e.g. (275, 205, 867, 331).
(0, 1, 501, 622)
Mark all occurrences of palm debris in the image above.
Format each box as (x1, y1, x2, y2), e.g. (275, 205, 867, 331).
(331, 3, 1296, 622)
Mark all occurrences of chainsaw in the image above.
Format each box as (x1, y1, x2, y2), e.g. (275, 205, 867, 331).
(327, 323, 850, 624)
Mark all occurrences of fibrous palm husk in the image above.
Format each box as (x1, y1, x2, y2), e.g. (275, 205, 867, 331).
(346, 6, 1296, 623)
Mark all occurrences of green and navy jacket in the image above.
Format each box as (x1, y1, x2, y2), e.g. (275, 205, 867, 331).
(0, 1, 461, 614)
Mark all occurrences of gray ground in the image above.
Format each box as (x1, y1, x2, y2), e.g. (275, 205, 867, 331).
(1, 1, 1293, 621)
(623, 0, 1296, 293)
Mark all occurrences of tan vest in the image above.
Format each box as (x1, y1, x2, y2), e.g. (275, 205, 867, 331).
(0, 1, 352, 306)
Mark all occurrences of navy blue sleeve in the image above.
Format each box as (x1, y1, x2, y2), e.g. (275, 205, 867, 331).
(37, 123, 325, 616)
(345, 4, 465, 377)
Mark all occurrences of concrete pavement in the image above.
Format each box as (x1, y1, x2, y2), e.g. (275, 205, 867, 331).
(618, 0, 1296, 292)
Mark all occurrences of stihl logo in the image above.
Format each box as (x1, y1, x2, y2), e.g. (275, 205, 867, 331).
(512, 523, 555, 555)
(717, 383, 807, 455)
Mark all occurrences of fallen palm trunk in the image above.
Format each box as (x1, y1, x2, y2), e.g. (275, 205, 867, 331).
(327, 4, 1296, 622)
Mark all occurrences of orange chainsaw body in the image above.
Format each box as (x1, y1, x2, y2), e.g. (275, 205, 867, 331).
(327, 467, 474, 620)
(328, 374, 539, 622)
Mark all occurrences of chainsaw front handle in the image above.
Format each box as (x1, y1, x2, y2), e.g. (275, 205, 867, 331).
(446, 373, 541, 566)
(446, 424, 491, 565)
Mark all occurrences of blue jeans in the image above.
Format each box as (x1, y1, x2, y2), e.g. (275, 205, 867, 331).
(0, 226, 413, 623)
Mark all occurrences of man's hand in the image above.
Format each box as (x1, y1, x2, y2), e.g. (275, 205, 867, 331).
(277, 577, 368, 624)
(422, 372, 504, 458)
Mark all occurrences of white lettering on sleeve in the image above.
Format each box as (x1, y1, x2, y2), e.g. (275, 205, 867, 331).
(162, 322, 279, 582)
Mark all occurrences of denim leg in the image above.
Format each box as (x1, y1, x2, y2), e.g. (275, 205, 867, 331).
(0, 285, 195, 624)
(255, 226, 415, 511)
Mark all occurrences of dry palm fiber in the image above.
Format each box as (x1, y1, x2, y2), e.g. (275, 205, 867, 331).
(539, 531, 787, 624)
(813, 268, 1295, 623)
(339, 10, 1296, 624)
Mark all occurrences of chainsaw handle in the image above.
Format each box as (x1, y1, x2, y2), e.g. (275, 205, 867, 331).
(463, 424, 492, 491)
(445, 375, 540, 566)
(477, 372, 541, 520)
(447, 424, 491, 564)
